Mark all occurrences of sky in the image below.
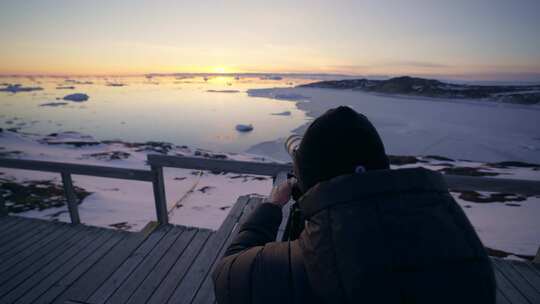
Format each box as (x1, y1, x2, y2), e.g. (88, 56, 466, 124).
(0, 0, 539, 81)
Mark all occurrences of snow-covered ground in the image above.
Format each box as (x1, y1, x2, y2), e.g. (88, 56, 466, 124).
(247, 87, 540, 163)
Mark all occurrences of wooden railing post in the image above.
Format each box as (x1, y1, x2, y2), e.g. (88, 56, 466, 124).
(61, 172, 81, 224)
(151, 165, 169, 225)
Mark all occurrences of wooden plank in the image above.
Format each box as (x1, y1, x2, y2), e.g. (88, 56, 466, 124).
(509, 260, 540, 293)
(15, 229, 117, 304)
(125, 227, 198, 304)
(147, 155, 293, 177)
(87, 225, 172, 304)
(0, 226, 101, 303)
(493, 264, 529, 304)
(61, 172, 81, 224)
(165, 196, 251, 304)
(0, 221, 72, 274)
(0, 218, 62, 259)
(0, 218, 49, 248)
(35, 231, 128, 304)
(497, 289, 512, 304)
(190, 196, 263, 304)
(0, 158, 154, 182)
(146, 230, 211, 304)
(0, 217, 38, 243)
(493, 258, 540, 304)
(0, 217, 54, 254)
(52, 230, 151, 304)
(0, 215, 21, 230)
(105, 226, 185, 304)
(0, 223, 84, 286)
(190, 223, 241, 304)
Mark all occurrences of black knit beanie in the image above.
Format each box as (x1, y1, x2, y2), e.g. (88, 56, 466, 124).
(293, 106, 389, 192)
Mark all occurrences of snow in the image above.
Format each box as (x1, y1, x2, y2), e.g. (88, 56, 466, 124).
(235, 124, 254, 132)
(247, 87, 540, 163)
(452, 192, 540, 256)
(63, 93, 89, 102)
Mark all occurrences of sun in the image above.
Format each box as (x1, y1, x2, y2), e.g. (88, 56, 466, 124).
(212, 66, 226, 74)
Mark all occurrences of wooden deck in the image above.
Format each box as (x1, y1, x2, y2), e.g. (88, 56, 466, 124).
(1, 196, 539, 304)
(0, 195, 260, 304)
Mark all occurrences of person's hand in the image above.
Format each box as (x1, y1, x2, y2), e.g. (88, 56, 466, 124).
(268, 178, 296, 207)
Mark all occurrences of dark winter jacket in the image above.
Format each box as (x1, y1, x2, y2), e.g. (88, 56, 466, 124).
(212, 168, 496, 304)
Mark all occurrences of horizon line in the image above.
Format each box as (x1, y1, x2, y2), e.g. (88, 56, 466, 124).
(1, 71, 540, 83)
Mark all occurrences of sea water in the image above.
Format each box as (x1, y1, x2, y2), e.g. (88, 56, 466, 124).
(0, 75, 312, 153)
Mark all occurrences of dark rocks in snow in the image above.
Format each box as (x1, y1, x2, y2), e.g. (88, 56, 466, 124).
(198, 186, 214, 193)
(41, 132, 101, 147)
(229, 174, 269, 182)
(454, 190, 526, 203)
(0, 178, 91, 213)
(438, 166, 499, 177)
(424, 155, 454, 162)
(388, 155, 421, 165)
(109, 222, 133, 230)
(103, 140, 174, 154)
(56, 86, 75, 90)
(194, 150, 228, 159)
(484, 246, 534, 261)
(487, 161, 540, 169)
(83, 151, 131, 161)
(0, 149, 22, 157)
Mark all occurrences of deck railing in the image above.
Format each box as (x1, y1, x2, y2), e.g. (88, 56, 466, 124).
(1, 155, 540, 225)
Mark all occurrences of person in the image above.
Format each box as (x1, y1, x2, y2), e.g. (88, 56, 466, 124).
(212, 106, 496, 304)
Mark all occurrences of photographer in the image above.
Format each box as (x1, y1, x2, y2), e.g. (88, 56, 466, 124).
(213, 106, 495, 304)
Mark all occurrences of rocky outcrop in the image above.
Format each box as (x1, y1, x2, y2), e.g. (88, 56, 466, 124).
(300, 76, 540, 104)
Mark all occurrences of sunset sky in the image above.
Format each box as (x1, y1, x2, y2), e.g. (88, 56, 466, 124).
(1, 0, 539, 80)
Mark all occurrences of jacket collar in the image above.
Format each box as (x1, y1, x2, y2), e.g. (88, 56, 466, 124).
(298, 167, 448, 218)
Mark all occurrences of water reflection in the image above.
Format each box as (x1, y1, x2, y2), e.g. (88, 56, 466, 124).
(0, 75, 311, 153)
